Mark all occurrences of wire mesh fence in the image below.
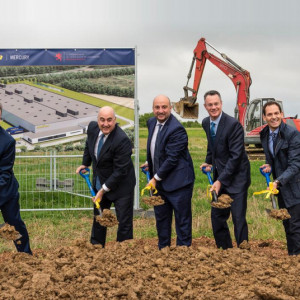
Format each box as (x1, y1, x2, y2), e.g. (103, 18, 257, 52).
(15, 151, 93, 211)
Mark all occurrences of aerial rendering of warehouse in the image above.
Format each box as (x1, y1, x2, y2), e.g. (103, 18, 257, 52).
(0, 83, 99, 144)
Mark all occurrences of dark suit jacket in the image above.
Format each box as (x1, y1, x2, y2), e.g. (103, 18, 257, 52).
(82, 122, 136, 201)
(260, 122, 300, 207)
(202, 112, 250, 194)
(147, 114, 195, 192)
(0, 126, 19, 205)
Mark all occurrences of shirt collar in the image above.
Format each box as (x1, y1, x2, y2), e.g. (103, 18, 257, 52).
(210, 112, 222, 126)
(269, 127, 279, 135)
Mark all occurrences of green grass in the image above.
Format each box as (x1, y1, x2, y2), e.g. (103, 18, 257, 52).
(0, 127, 287, 253)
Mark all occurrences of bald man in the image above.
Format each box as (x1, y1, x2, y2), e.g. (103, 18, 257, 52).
(141, 95, 195, 249)
(76, 106, 136, 247)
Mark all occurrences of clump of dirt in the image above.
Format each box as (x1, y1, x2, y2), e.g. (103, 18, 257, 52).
(269, 208, 291, 220)
(0, 223, 21, 241)
(239, 240, 251, 250)
(0, 238, 299, 300)
(95, 209, 119, 227)
(142, 195, 165, 206)
(211, 194, 233, 209)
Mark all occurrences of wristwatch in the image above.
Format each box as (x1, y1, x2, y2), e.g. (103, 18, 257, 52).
(274, 179, 280, 186)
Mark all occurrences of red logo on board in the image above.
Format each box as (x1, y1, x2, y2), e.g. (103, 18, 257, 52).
(55, 53, 62, 61)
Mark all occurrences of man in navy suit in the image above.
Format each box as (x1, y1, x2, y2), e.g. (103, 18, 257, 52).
(200, 90, 250, 249)
(0, 103, 32, 254)
(76, 106, 136, 247)
(141, 95, 195, 249)
(260, 101, 300, 255)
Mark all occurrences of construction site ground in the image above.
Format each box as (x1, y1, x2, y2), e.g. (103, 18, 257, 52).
(0, 237, 299, 300)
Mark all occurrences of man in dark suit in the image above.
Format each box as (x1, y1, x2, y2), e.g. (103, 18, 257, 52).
(76, 106, 136, 247)
(260, 101, 300, 255)
(0, 103, 32, 254)
(141, 95, 195, 249)
(200, 90, 250, 249)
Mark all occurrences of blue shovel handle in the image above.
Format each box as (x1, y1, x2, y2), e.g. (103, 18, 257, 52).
(201, 167, 218, 203)
(141, 166, 151, 183)
(259, 167, 272, 187)
(79, 168, 96, 197)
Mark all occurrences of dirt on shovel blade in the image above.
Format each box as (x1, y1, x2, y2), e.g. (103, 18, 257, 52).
(269, 208, 291, 220)
(211, 194, 233, 209)
(0, 223, 21, 241)
(142, 195, 165, 206)
(95, 209, 119, 227)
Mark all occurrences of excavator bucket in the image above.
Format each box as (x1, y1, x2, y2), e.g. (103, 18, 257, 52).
(172, 99, 199, 119)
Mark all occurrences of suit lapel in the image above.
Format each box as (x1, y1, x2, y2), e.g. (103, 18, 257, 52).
(147, 119, 157, 151)
(92, 128, 100, 160)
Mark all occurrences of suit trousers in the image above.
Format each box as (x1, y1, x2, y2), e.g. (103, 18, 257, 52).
(90, 191, 134, 247)
(278, 196, 300, 255)
(211, 189, 248, 249)
(154, 184, 193, 249)
(1, 192, 32, 254)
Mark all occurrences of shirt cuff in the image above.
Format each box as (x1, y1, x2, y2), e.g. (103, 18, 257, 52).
(154, 174, 162, 181)
(102, 184, 110, 192)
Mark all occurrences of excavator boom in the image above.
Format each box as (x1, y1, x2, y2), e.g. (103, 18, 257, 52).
(173, 37, 252, 124)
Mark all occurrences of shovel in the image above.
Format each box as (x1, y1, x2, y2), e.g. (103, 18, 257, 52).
(79, 168, 102, 216)
(141, 166, 153, 196)
(259, 167, 277, 214)
(201, 167, 218, 203)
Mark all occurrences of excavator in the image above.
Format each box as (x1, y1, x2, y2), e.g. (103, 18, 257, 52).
(173, 37, 300, 145)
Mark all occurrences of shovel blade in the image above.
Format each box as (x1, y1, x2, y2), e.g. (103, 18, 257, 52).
(0, 223, 22, 240)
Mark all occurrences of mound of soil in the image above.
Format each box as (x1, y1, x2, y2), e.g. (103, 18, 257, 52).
(269, 209, 291, 221)
(0, 224, 21, 241)
(211, 194, 233, 209)
(95, 209, 119, 227)
(141, 195, 165, 206)
(0, 238, 299, 300)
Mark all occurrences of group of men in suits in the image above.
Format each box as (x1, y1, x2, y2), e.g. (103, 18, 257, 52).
(2, 91, 297, 255)
(77, 93, 300, 256)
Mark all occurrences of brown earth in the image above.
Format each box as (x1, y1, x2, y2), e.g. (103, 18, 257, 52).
(0, 237, 299, 300)
(269, 209, 291, 221)
(95, 209, 119, 227)
(211, 194, 233, 209)
(0, 224, 21, 241)
(141, 195, 165, 206)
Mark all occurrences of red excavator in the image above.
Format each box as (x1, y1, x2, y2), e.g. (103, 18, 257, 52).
(173, 37, 300, 145)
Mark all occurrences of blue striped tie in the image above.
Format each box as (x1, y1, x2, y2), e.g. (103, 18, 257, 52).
(210, 122, 216, 145)
(96, 134, 105, 190)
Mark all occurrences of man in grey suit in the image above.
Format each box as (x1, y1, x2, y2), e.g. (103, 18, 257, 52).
(200, 90, 250, 249)
(260, 101, 300, 255)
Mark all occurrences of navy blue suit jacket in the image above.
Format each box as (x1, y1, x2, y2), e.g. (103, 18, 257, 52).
(202, 112, 250, 194)
(260, 122, 300, 208)
(0, 126, 19, 205)
(147, 114, 195, 192)
(82, 122, 136, 202)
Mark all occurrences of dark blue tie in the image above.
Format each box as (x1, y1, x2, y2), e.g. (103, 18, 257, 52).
(96, 134, 105, 190)
(271, 132, 277, 156)
(210, 122, 216, 145)
(154, 124, 162, 174)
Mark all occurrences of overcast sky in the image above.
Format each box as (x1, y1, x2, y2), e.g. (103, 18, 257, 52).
(1, 0, 300, 121)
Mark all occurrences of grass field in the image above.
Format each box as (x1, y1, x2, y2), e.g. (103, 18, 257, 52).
(0, 127, 286, 253)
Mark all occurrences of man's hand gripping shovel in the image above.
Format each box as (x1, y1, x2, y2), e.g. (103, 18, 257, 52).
(254, 168, 290, 220)
(140, 167, 164, 206)
(202, 167, 233, 209)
